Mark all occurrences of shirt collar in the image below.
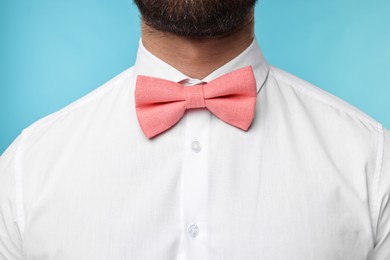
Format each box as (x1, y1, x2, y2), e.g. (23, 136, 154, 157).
(133, 37, 269, 93)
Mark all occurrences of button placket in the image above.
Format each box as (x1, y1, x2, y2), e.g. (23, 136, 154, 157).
(179, 80, 211, 258)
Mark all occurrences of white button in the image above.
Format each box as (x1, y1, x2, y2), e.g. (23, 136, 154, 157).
(191, 140, 202, 153)
(187, 224, 200, 238)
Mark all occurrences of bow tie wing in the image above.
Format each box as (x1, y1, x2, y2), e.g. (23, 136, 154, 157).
(135, 76, 187, 138)
(203, 66, 257, 131)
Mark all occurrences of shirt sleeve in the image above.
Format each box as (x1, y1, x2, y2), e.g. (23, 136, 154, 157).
(373, 127, 390, 259)
(0, 135, 25, 259)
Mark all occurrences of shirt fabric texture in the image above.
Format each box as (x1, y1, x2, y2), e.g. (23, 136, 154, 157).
(0, 37, 389, 260)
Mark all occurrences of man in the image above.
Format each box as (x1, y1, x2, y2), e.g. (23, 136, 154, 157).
(0, 0, 389, 259)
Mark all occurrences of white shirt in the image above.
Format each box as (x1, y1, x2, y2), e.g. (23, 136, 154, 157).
(0, 37, 389, 260)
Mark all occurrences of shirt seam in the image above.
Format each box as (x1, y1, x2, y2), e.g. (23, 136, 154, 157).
(269, 67, 378, 129)
(372, 122, 384, 241)
(23, 67, 134, 137)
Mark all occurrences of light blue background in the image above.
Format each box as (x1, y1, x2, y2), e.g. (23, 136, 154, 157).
(1, 0, 389, 154)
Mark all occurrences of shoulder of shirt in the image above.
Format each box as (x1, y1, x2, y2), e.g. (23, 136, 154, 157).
(268, 65, 384, 132)
(385, 127, 390, 145)
(20, 66, 135, 137)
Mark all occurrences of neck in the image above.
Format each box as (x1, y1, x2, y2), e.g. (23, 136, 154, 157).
(141, 14, 255, 79)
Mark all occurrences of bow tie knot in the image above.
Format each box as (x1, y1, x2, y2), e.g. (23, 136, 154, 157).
(185, 84, 206, 109)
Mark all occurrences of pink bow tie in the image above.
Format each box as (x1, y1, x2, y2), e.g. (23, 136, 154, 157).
(135, 66, 257, 139)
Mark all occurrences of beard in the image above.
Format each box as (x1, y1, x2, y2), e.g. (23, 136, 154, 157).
(133, 0, 257, 38)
